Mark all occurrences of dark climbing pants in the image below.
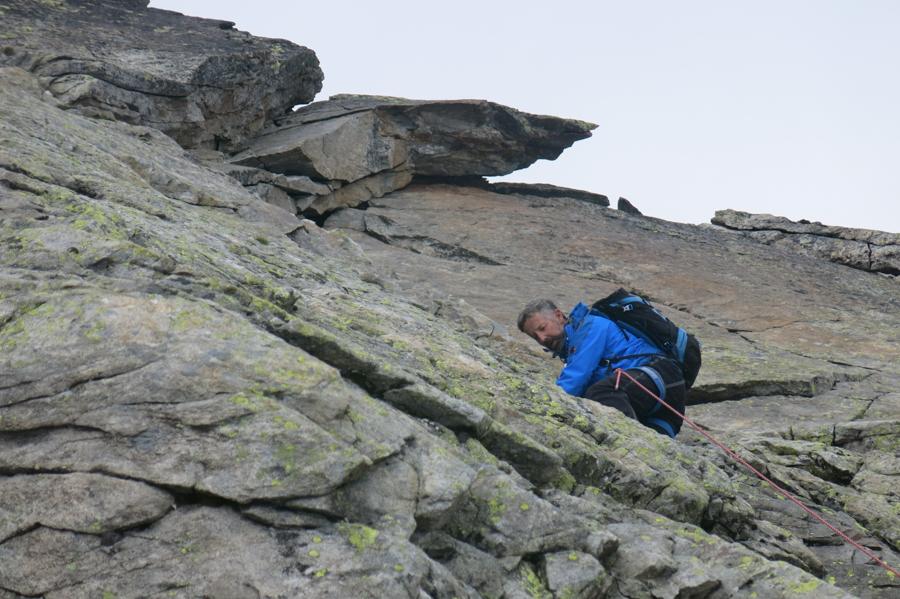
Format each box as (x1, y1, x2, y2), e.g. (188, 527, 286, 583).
(584, 357, 686, 438)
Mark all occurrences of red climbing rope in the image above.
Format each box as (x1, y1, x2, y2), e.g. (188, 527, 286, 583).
(614, 368, 900, 579)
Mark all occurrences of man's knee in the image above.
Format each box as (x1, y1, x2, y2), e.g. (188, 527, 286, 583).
(584, 380, 637, 420)
(624, 360, 686, 437)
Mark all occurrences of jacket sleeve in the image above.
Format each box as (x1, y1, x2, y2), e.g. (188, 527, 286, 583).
(556, 317, 612, 397)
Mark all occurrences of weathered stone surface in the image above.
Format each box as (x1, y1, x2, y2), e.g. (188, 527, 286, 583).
(3, 10, 900, 597)
(229, 94, 596, 212)
(325, 181, 900, 596)
(0, 473, 172, 542)
(323, 207, 369, 232)
(0, 506, 480, 599)
(489, 181, 611, 206)
(201, 158, 335, 196)
(0, 291, 379, 504)
(617, 196, 643, 215)
(0, 0, 322, 150)
(308, 168, 414, 215)
(333, 183, 899, 377)
(248, 182, 296, 213)
(605, 512, 855, 599)
(541, 550, 607, 597)
(713, 209, 900, 275)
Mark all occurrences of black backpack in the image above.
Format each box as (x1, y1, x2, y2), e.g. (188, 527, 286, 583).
(590, 288, 702, 389)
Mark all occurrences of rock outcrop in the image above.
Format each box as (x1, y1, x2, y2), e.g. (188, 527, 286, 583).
(0, 0, 322, 150)
(1, 4, 898, 599)
(489, 182, 611, 206)
(713, 209, 900, 276)
(617, 196, 642, 215)
(229, 94, 596, 215)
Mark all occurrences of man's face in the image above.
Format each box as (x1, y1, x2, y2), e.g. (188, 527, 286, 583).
(522, 308, 567, 353)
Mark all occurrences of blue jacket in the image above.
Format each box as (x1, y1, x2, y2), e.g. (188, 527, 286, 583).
(556, 303, 662, 397)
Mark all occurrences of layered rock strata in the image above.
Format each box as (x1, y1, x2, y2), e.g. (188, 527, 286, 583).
(2, 64, 848, 599)
(229, 94, 596, 215)
(0, 0, 322, 150)
(488, 182, 611, 206)
(1, 4, 899, 598)
(713, 209, 900, 276)
(326, 182, 900, 597)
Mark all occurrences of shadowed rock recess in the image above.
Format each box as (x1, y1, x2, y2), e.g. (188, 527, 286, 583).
(0, 4, 898, 599)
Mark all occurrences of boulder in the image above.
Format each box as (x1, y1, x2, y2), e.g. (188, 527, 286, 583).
(617, 196, 643, 215)
(230, 94, 596, 213)
(0, 0, 322, 150)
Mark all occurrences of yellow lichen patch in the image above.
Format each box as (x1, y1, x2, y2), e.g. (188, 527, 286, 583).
(786, 578, 821, 593)
(338, 523, 379, 552)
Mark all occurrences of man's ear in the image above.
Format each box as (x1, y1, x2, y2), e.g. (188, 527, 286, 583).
(554, 308, 566, 322)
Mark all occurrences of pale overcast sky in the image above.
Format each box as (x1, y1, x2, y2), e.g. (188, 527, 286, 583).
(150, 1, 900, 233)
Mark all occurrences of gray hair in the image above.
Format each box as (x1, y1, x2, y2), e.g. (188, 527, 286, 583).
(517, 299, 559, 332)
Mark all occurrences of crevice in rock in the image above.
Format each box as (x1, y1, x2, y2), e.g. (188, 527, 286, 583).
(822, 359, 881, 372)
(0, 358, 164, 409)
(0, 300, 46, 337)
(0, 425, 110, 447)
(409, 175, 491, 189)
(716, 220, 900, 276)
(0, 162, 38, 178)
(642, 482, 672, 513)
(716, 221, 893, 247)
(385, 235, 505, 266)
(853, 396, 882, 421)
(268, 322, 563, 489)
(359, 227, 505, 266)
(311, 200, 505, 265)
(304, 200, 371, 227)
(0, 584, 35, 598)
(272, 323, 405, 397)
(688, 378, 834, 406)
(721, 319, 844, 334)
(0, 523, 42, 548)
(0, 162, 105, 202)
(273, 104, 373, 128)
(240, 500, 343, 529)
(38, 65, 191, 99)
(0, 466, 304, 539)
(484, 180, 611, 207)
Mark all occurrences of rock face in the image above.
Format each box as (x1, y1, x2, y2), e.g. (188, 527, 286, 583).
(489, 182, 611, 206)
(229, 94, 597, 214)
(1, 5, 898, 599)
(0, 0, 323, 150)
(713, 209, 900, 275)
(325, 184, 900, 597)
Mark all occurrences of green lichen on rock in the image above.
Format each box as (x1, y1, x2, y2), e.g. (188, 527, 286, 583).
(338, 522, 380, 552)
(519, 563, 551, 599)
(0, 20, 897, 596)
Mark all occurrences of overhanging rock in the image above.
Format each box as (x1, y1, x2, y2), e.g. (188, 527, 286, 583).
(0, 0, 323, 150)
(230, 94, 597, 215)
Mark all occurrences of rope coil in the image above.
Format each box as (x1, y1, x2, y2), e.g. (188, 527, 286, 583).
(614, 368, 900, 579)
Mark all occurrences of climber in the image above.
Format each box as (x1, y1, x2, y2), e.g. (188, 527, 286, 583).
(517, 298, 687, 438)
